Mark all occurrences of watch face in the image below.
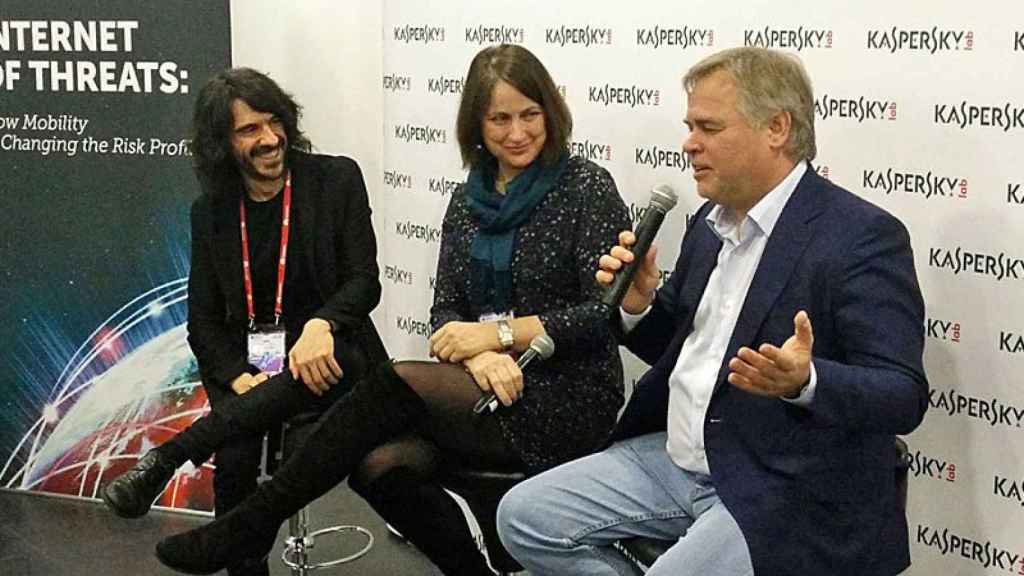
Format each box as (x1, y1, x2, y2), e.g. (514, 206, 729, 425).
(498, 321, 514, 348)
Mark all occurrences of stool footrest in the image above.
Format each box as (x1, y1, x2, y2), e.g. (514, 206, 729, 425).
(281, 525, 374, 570)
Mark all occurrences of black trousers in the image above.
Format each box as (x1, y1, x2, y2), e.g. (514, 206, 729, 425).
(195, 339, 371, 512)
(164, 358, 526, 576)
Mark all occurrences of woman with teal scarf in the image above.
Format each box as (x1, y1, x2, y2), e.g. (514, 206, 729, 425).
(144, 44, 630, 576)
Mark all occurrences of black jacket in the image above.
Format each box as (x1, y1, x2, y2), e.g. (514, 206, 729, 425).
(186, 151, 386, 391)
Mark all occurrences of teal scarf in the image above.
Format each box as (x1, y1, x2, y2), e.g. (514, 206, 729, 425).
(465, 152, 568, 315)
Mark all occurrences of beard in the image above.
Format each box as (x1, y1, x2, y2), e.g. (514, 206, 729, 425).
(236, 140, 287, 182)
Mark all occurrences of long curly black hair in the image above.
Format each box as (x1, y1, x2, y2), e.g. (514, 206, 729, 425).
(188, 68, 312, 195)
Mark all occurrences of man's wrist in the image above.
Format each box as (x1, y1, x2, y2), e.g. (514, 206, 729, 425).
(782, 362, 817, 405)
(783, 379, 809, 399)
(622, 290, 655, 315)
(620, 303, 653, 333)
(305, 318, 334, 333)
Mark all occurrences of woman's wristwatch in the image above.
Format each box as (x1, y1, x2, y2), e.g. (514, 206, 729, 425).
(496, 319, 515, 351)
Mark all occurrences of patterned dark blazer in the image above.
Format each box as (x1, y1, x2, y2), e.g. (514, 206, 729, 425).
(431, 156, 631, 473)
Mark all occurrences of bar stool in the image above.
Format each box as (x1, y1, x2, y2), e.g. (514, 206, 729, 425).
(439, 463, 526, 575)
(616, 437, 913, 572)
(266, 412, 374, 575)
(388, 464, 526, 574)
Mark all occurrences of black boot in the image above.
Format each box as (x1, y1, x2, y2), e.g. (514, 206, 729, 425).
(101, 449, 180, 518)
(226, 557, 269, 576)
(155, 493, 279, 575)
(352, 467, 494, 576)
(154, 362, 426, 574)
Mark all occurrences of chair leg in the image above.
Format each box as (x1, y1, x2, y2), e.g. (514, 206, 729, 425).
(280, 503, 374, 573)
(286, 507, 311, 576)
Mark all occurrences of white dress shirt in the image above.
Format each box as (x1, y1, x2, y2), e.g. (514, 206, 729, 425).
(623, 162, 816, 475)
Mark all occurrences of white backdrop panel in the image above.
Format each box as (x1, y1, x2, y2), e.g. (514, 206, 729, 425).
(378, 1, 1024, 574)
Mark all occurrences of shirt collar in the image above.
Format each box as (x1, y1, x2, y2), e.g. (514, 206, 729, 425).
(705, 161, 807, 244)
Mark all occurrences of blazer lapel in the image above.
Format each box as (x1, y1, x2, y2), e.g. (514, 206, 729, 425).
(212, 192, 245, 320)
(289, 154, 320, 294)
(678, 222, 722, 326)
(713, 169, 826, 391)
(659, 207, 722, 364)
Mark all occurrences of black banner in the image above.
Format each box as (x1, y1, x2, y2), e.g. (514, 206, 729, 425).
(0, 1, 230, 511)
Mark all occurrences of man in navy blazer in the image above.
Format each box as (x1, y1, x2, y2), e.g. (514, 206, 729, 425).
(498, 47, 928, 575)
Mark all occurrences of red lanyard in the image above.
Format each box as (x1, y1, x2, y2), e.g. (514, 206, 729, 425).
(240, 172, 292, 327)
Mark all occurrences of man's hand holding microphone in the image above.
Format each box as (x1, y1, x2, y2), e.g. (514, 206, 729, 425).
(595, 230, 661, 314)
(597, 184, 678, 313)
(596, 184, 814, 400)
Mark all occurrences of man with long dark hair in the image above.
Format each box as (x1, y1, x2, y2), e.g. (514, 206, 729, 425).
(102, 68, 386, 576)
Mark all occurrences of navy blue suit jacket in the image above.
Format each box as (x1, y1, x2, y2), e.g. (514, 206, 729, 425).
(613, 167, 928, 575)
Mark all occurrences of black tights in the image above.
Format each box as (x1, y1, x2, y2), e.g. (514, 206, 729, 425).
(162, 360, 520, 576)
(349, 362, 520, 575)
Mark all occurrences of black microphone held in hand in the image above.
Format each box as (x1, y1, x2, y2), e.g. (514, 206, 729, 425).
(472, 333, 555, 415)
(600, 184, 678, 309)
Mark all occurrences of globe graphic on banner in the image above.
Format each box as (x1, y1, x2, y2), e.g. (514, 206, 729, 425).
(1, 280, 215, 513)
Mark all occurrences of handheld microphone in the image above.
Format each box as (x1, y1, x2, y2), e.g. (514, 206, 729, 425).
(472, 333, 555, 415)
(601, 184, 678, 309)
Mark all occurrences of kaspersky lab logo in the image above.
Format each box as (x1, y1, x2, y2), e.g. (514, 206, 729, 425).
(464, 25, 523, 45)
(907, 449, 958, 483)
(1000, 331, 1024, 354)
(867, 27, 972, 53)
(1015, 31, 1024, 51)
(569, 139, 612, 162)
(636, 26, 714, 49)
(634, 145, 690, 172)
(383, 73, 412, 92)
(393, 123, 447, 145)
(862, 169, 967, 200)
(928, 246, 1024, 281)
(744, 26, 832, 50)
(426, 75, 463, 97)
(915, 524, 1022, 572)
(628, 205, 693, 232)
(427, 175, 461, 197)
(588, 84, 660, 107)
(926, 318, 960, 343)
(383, 169, 412, 190)
(394, 219, 442, 244)
(396, 315, 431, 338)
(545, 25, 612, 47)
(1008, 182, 1024, 205)
(383, 264, 414, 286)
(992, 474, 1024, 509)
(934, 101, 1024, 131)
(928, 388, 1024, 429)
(393, 24, 445, 44)
(627, 202, 649, 227)
(815, 94, 896, 122)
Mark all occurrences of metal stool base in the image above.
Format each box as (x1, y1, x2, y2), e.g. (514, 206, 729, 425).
(282, 525, 374, 573)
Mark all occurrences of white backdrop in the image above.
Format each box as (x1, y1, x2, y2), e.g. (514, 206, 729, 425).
(235, 1, 1024, 573)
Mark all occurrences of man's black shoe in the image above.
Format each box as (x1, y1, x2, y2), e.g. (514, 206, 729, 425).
(154, 502, 277, 575)
(101, 450, 177, 518)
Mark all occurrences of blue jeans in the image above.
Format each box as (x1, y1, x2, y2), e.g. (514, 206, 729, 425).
(497, 432, 753, 576)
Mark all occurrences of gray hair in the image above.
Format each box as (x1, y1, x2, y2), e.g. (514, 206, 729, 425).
(683, 47, 816, 161)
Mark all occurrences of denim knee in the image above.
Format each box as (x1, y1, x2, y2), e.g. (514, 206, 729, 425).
(496, 480, 531, 551)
